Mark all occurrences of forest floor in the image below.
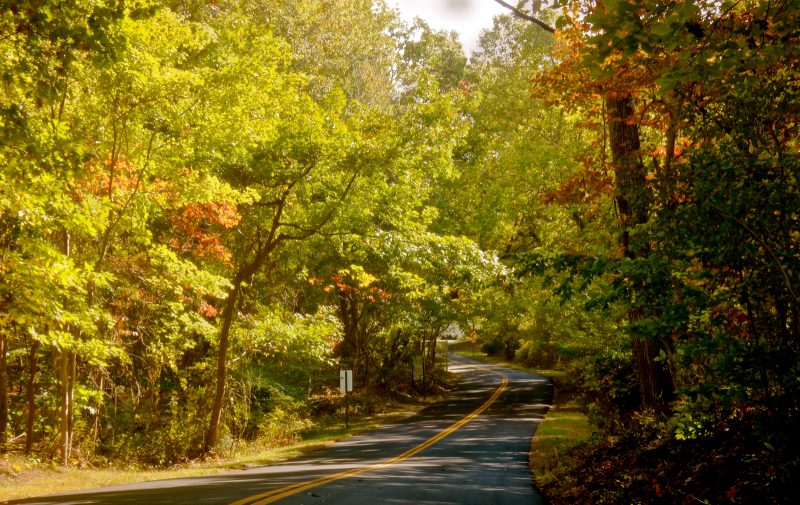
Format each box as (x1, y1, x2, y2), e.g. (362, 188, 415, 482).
(0, 398, 436, 502)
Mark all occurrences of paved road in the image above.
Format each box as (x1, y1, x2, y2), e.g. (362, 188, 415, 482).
(7, 356, 552, 505)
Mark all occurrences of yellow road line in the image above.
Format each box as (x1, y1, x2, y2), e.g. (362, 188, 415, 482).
(230, 367, 508, 505)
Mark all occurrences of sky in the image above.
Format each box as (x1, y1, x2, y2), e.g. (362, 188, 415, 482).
(390, 0, 509, 55)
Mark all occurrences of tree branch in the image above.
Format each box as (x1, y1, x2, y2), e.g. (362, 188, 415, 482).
(492, 0, 555, 33)
(708, 201, 798, 306)
(279, 170, 360, 241)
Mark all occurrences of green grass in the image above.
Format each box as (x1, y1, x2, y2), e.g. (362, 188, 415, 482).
(0, 458, 235, 502)
(0, 401, 431, 502)
(529, 405, 593, 487)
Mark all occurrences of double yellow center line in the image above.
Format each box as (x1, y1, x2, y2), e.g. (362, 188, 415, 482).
(230, 368, 508, 505)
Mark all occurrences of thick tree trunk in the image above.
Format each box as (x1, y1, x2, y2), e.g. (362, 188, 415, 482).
(607, 94, 649, 255)
(25, 339, 40, 455)
(629, 308, 660, 405)
(606, 93, 674, 408)
(0, 329, 7, 453)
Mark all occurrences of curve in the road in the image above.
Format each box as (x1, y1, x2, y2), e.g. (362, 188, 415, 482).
(231, 364, 509, 505)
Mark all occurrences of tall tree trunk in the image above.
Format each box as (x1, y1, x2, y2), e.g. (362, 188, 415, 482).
(420, 336, 426, 395)
(0, 329, 7, 453)
(205, 246, 278, 454)
(25, 339, 40, 455)
(67, 350, 76, 458)
(57, 348, 76, 465)
(606, 93, 674, 408)
(203, 167, 356, 454)
(58, 230, 76, 464)
(59, 349, 70, 465)
(92, 372, 103, 449)
(205, 284, 239, 453)
(427, 329, 438, 375)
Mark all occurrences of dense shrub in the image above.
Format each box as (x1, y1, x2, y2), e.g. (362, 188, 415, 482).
(581, 350, 640, 433)
(255, 407, 313, 449)
(515, 339, 590, 369)
(541, 407, 799, 505)
(515, 340, 558, 368)
(480, 334, 519, 359)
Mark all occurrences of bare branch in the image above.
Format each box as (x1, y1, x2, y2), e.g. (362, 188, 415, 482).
(492, 0, 555, 33)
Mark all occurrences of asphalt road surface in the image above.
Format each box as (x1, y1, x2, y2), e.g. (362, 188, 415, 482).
(7, 355, 552, 505)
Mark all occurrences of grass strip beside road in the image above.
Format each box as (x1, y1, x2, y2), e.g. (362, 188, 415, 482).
(0, 402, 429, 503)
(529, 405, 593, 487)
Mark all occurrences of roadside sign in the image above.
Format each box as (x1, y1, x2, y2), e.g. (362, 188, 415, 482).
(340, 369, 353, 429)
(339, 369, 353, 393)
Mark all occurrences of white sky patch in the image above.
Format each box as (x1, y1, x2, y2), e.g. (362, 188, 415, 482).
(390, 0, 509, 55)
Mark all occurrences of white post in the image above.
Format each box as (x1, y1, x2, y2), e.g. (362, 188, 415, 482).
(340, 370, 353, 428)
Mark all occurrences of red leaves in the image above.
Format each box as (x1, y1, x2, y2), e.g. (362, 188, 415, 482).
(652, 478, 664, 497)
(542, 165, 613, 206)
(180, 202, 241, 229)
(166, 201, 240, 264)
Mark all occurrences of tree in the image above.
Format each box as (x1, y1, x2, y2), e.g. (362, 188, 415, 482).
(534, 1, 800, 500)
(436, 13, 590, 254)
(166, 8, 367, 451)
(533, 1, 681, 408)
(397, 19, 467, 95)
(256, 0, 399, 107)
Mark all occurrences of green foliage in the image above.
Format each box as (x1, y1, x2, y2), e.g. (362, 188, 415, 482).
(581, 350, 640, 434)
(532, 1, 800, 503)
(515, 340, 588, 370)
(480, 336, 518, 359)
(669, 396, 713, 441)
(398, 18, 467, 95)
(255, 406, 313, 450)
(0, 0, 507, 464)
(2, 1, 793, 496)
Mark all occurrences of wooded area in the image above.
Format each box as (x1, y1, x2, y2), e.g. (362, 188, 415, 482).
(1, 0, 798, 503)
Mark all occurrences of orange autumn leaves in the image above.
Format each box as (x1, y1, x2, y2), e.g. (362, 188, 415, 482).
(166, 201, 240, 265)
(310, 271, 391, 304)
(75, 157, 241, 267)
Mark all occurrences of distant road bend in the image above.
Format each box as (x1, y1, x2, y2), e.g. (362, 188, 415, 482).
(8, 355, 552, 505)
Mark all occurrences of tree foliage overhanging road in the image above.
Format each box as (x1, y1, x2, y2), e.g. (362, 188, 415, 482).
(1, 0, 798, 503)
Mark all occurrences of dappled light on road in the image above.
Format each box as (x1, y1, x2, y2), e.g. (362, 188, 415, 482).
(8, 356, 550, 505)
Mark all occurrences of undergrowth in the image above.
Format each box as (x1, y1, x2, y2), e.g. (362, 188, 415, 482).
(539, 407, 799, 504)
(0, 391, 436, 502)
